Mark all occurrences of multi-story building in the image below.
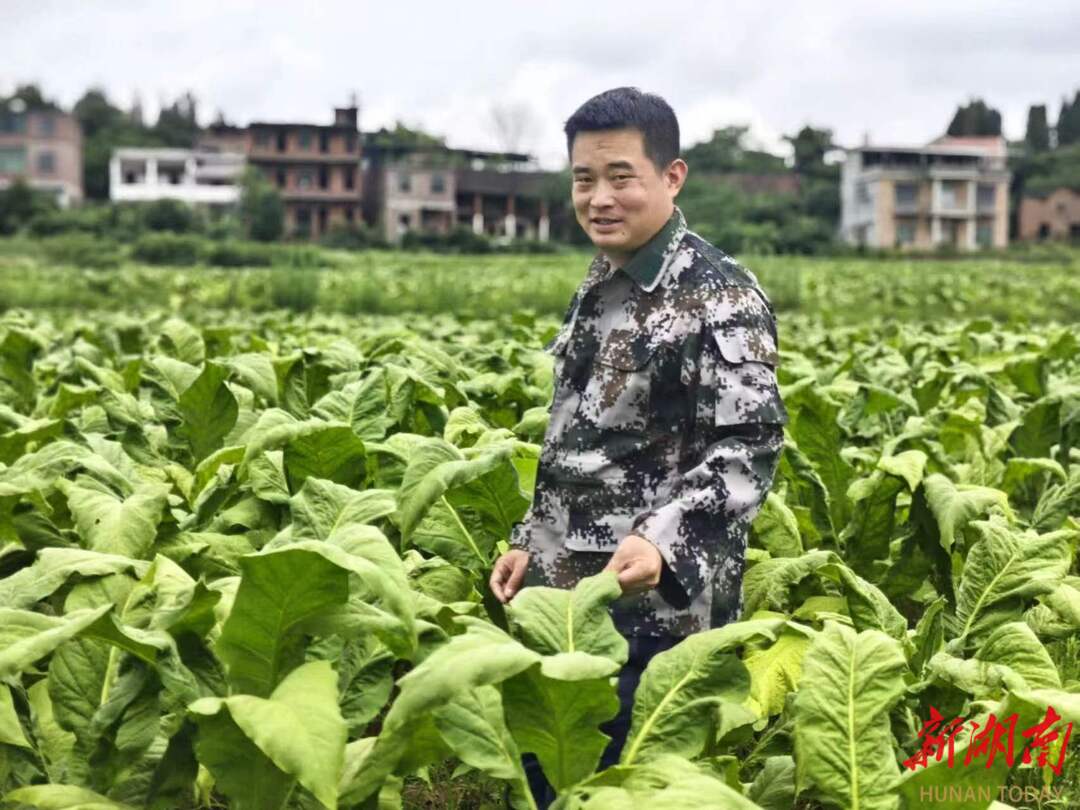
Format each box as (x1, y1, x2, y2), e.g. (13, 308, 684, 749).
(247, 106, 362, 238)
(840, 135, 1010, 250)
(0, 102, 83, 206)
(363, 142, 563, 243)
(1018, 187, 1080, 241)
(109, 147, 244, 206)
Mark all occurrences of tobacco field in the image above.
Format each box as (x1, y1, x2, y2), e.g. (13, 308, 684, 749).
(0, 253, 1078, 809)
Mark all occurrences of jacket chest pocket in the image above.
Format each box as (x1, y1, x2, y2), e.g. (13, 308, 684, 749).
(581, 330, 661, 432)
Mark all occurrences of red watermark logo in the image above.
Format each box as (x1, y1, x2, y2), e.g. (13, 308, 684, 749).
(904, 705, 1073, 775)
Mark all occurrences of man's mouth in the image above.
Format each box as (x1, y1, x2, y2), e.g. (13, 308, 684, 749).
(591, 218, 621, 226)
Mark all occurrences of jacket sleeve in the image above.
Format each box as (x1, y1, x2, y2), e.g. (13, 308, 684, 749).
(630, 285, 788, 610)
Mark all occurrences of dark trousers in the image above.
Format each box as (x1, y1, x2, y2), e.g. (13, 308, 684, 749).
(520, 635, 684, 809)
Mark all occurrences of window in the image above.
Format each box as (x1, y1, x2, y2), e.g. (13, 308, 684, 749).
(398, 213, 410, 231)
(124, 171, 138, 184)
(299, 130, 312, 149)
(0, 146, 27, 173)
(895, 218, 915, 245)
(255, 131, 271, 148)
(430, 173, 445, 194)
(38, 114, 55, 137)
(276, 130, 288, 152)
(345, 205, 355, 222)
(345, 133, 356, 152)
(0, 111, 26, 134)
(344, 167, 355, 190)
(977, 184, 996, 210)
(297, 170, 314, 190)
(398, 173, 411, 193)
(940, 181, 962, 210)
(894, 183, 917, 207)
(318, 207, 328, 232)
(855, 181, 870, 205)
(318, 165, 329, 190)
(1070, 223, 1080, 242)
(36, 151, 55, 175)
(1038, 223, 1051, 239)
(319, 131, 330, 153)
(976, 220, 993, 247)
(276, 168, 287, 188)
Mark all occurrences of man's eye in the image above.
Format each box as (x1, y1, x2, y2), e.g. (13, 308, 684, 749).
(574, 177, 592, 184)
(613, 175, 631, 182)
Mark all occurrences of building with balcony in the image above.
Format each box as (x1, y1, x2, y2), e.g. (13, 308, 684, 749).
(109, 147, 244, 206)
(248, 105, 362, 238)
(0, 103, 83, 206)
(363, 142, 564, 244)
(840, 135, 1010, 250)
(1018, 186, 1080, 242)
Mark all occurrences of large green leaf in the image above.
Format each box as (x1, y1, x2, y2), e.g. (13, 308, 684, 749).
(2, 784, 135, 809)
(189, 660, 346, 810)
(503, 665, 620, 791)
(620, 619, 782, 765)
(288, 477, 395, 541)
(0, 605, 111, 679)
(792, 621, 908, 810)
(506, 572, 628, 665)
(432, 686, 534, 809)
(744, 627, 813, 717)
(176, 362, 239, 463)
(347, 618, 540, 805)
(913, 475, 1011, 554)
(59, 480, 170, 559)
(397, 438, 529, 570)
(742, 550, 837, 616)
(0, 548, 149, 610)
(951, 517, 1074, 646)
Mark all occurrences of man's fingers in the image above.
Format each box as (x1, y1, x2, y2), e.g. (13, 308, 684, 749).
(489, 557, 511, 602)
(504, 555, 528, 599)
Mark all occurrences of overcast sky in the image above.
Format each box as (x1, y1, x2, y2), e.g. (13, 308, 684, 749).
(3, 0, 1078, 168)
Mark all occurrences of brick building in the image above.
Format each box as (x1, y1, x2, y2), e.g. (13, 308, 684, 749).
(0, 102, 83, 206)
(1018, 187, 1080, 241)
(247, 106, 362, 238)
(363, 142, 565, 244)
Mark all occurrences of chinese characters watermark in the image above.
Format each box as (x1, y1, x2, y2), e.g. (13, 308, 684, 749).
(904, 704, 1073, 774)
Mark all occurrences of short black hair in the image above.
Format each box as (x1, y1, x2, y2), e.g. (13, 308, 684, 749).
(564, 87, 680, 172)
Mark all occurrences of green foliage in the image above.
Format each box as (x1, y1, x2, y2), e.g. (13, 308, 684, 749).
(130, 232, 204, 266)
(1025, 104, 1051, 152)
(0, 284, 1076, 807)
(946, 98, 1003, 136)
(238, 167, 284, 243)
(0, 179, 58, 236)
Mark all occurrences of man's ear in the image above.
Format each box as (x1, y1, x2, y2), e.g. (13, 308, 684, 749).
(666, 158, 688, 196)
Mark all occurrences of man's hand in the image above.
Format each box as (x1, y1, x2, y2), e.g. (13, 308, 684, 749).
(490, 550, 530, 603)
(603, 534, 663, 595)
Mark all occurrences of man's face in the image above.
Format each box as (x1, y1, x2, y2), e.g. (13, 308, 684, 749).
(570, 127, 686, 265)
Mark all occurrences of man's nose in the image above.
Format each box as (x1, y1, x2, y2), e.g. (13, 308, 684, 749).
(589, 179, 617, 209)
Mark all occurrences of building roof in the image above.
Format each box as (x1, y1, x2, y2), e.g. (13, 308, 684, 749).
(849, 134, 1007, 159)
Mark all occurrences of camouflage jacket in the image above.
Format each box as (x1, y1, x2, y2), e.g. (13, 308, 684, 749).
(509, 206, 788, 637)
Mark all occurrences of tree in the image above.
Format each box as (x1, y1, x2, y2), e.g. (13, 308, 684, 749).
(946, 98, 1002, 136)
(783, 126, 834, 175)
(239, 168, 284, 242)
(1025, 104, 1050, 152)
(154, 91, 200, 148)
(0, 178, 58, 235)
(683, 126, 786, 174)
(1056, 91, 1080, 148)
(0, 83, 60, 111)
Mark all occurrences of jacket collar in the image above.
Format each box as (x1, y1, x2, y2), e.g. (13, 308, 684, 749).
(614, 206, 688, 292)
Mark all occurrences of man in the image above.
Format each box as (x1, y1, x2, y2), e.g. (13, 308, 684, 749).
(489, 87, 788, 804)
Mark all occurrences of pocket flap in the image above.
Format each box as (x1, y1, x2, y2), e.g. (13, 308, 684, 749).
(597, 330, 657, 370)
(712, 327, 779, 367)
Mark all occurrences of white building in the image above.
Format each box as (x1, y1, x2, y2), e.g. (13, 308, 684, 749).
(109, 147, 245, 206)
